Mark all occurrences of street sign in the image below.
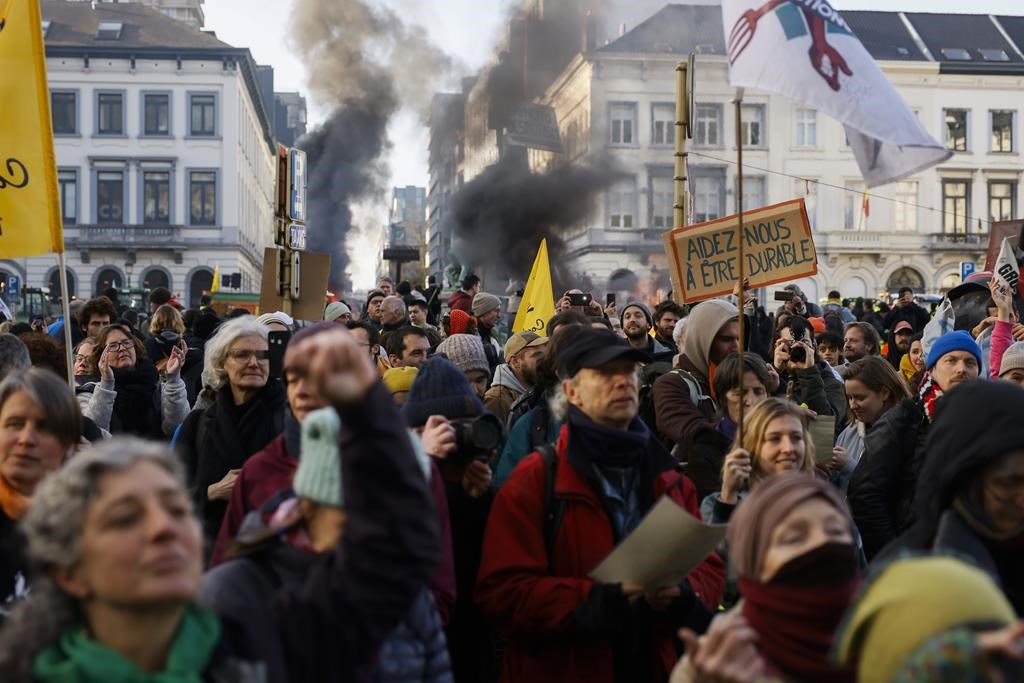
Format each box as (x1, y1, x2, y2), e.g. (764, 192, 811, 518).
(288, 148, 307, 223)
(506, 104, 562, 153)
(289, 223, 306, 251)
(6, 275, 20, 302)
(960, 261, 976, 281)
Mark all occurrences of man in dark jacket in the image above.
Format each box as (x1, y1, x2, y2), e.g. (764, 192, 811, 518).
(476, 328, 725, 683)
(884, 320, 915, 371)
(472, 292, 503, 375)
(884, 287, 931, 333)
(653, 301, 685, 354)
(849, 330, 982, 559)
(653, 299, 740, 499)
(621, 302, 673, 360)
(887, 380, 1024, 614)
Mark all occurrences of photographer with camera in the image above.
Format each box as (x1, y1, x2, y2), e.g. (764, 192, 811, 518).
(772, 315, 846, 422)
(476, 327, 725, 683)
(402, 355, 501, 681)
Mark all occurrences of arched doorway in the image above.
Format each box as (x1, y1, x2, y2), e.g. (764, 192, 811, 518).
(142, 267, 170, 292)
(189, 268, 213, 307)
(841, 276, 867, 300)
(608, 269, 639, 300)
(47, 268, 76, 302)
(886, 267, 926, 294)
(94, 267, 123, 295)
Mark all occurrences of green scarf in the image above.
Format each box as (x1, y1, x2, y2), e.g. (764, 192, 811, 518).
(33, 603, 221, 683)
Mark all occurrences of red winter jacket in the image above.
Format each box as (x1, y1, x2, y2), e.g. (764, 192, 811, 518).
(475, 425, 725, 683)
(447, 289, 473, 313)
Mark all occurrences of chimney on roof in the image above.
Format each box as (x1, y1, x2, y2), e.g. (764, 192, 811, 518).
(91, 0, 97, 9)
(582, 10, 598, 53)
(619, 23, 626, 37)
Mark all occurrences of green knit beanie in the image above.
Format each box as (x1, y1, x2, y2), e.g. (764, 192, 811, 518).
(293, 407, 343, 508)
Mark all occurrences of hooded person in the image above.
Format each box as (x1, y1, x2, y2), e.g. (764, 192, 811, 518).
(884, 380, 1024, 613)
(848, 330, 983, 559)
(620, 302, 673, 360)
(836, 556, 1020, 682)
(673, 472, 861, 683)
(885, 320, 915, 371)
(652, 299, 741, 499)
(484, 332, 547, 425)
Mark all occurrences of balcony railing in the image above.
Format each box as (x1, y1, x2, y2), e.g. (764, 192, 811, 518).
(926, 232, 988, 249)
(65, 224, 183, 247)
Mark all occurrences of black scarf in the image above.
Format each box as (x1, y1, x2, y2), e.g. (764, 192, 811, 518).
(109, 359, 162, 437)
(283, 409, 302, 459)
(568, 406, 649, 469)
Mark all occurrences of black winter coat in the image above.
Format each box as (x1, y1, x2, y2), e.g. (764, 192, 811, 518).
(847, 397, 928, 559)
(199, 382, 440, 682)
(176, 380, 286, 544)
(0, 508, 27, 625)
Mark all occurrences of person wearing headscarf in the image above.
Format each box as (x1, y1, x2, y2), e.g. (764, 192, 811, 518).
(886, 380, 1024, 614)
(836, 556, 1021, 682)
(673, 472, 861, 683)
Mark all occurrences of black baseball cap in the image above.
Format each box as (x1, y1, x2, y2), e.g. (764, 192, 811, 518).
(557, 328, 651, 379)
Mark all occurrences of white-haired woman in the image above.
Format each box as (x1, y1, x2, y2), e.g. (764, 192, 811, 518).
(0, 330, 440, 681)
(174, 317, 286, 547)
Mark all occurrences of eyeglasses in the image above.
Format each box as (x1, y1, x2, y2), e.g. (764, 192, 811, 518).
(73, 354, 91, 364)
(106, 340, 134, 352)
(228, 349, 270, 363)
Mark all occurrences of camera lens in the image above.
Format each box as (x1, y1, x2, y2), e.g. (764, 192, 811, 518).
(790, 345, 807, 364)
(468, 415, 503, 451)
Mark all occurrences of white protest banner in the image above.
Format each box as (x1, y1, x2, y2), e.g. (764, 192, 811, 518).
(723, 0, 950, 188)
(662, 198, 817, 304)
(994, 237, 1021, 294)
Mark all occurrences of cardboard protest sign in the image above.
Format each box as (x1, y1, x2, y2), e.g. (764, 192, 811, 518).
(663, 199, 817, 304)
(258, 247, 331, 321)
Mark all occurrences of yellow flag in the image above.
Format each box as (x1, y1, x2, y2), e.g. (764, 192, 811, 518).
(0, 0, 64, 258)
(211, 264, 220, 294)
(513, 239, 555, 335)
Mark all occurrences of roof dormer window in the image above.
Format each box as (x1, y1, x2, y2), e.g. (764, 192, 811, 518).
(979, 48, 1010, 62)
(96, 21, 123, 40)
(41, 20, 51, 37)
(940, 48, 972, 61)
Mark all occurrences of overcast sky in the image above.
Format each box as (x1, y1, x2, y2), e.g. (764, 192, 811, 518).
(202, 0, 1024, 286)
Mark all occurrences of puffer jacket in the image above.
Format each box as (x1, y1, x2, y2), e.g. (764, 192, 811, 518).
(847, 397, 928, 559)
(369, 590, 453, 683)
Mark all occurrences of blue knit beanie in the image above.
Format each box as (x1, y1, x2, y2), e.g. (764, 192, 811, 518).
(926, 330, 982, 371)
(401, 356, 484, 428)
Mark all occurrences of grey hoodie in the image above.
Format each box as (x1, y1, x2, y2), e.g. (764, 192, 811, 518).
(681, 299, 740, 380)
(490, 363, 527, 395)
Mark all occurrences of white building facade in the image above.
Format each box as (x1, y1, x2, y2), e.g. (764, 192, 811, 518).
(0, 1, 276, 307)
(530, 5, 1024, 304)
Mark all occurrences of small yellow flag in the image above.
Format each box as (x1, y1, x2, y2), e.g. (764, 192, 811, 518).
(211, 264, 220, 294)
(513, 239, 555, 335)
(0, 0, 64, 258)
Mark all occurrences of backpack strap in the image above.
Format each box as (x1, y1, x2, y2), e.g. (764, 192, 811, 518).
(538, 443, 564, 572)
(670, 368, 710, 409)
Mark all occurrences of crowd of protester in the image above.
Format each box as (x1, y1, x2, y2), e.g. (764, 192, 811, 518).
(0, 272, 1022, 683)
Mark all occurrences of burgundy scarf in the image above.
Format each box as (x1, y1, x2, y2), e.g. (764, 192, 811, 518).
(739, 578, 860, 683)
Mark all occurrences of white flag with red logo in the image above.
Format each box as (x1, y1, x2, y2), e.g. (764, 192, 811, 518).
(723, 0, 950, 187)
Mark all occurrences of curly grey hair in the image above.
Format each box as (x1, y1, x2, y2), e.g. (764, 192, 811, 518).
(0, 437, 187, 681)
(201, 316, 270, 391)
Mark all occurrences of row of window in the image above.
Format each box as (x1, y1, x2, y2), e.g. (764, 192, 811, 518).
(607, 102, 1021, 154)
(57, 168, 218, 226)
(602, 173, 1015, 233)
(608, 102, 814, 148)
(944, 109, 1016, 153)
(50, 90, 218, 137)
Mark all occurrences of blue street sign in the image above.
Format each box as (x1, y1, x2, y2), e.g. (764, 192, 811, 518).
(6, 275, 20, 299)
(960, 261, 976, 281)
(288, 148, 307, 223)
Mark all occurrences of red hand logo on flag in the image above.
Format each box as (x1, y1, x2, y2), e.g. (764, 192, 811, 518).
(729, 0, 853, 91)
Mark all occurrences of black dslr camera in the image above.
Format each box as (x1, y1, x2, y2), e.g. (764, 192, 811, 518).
(451, 413, 505, 462)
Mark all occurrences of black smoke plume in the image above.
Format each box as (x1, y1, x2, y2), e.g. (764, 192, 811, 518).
(450, 155, 624, 284)
(290, 0, 451, 292)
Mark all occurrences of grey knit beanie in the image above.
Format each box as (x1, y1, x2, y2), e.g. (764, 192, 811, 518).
(472, 292, 501, 317)
(620, 302, 653, 328)
(293, 407, 343, 508)
(999, 341, 1024, 377)
(437, 334, 489, 375)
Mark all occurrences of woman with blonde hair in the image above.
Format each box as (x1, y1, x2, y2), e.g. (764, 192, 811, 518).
(701, 398, 815, 525)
